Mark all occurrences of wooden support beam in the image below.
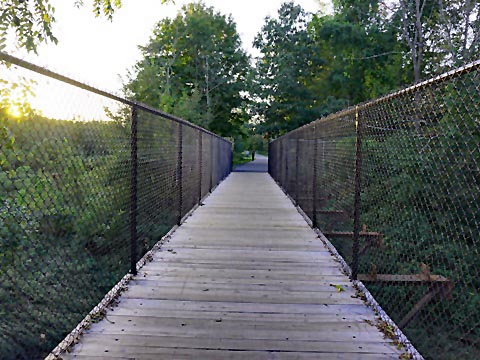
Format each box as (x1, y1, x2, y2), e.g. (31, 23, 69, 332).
(323, 231, 382, 238)
(357, 274, 451, 284)
(323, 230, 383, 257)
(398, 286, 443, 329)
(358, 267, 454, 330)
(317, 210, 347, 215)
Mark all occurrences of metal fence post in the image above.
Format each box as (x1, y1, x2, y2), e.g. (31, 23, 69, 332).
(217, 140, 221, 182)
(177, 123, 183, 225)
(312, 124, 318, 228)
(279, 141, 283, 186)
(231, 144, 233, 174)
(228, 143, 232, 177)
(222, 142, 225, 180)
(267, 142, 270, 175)
(225, 142, 230, 179)
(210, 138, 214, 192)
(295, 138, 299, 204)
(130, 105, 138, 275)
(285, 137, 289, 191)
(352, 106, 362, 280)
(198, 131, 203, 204)
(276, 142, 279, 182)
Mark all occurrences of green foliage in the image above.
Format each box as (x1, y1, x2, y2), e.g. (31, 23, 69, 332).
(1, 1, 479, 359)
(358, 121, 480, 358)
(391, 0, 480, 80)
(252, 1, 408, 137)
(232, 152, 251, 166)
(0, 111, 180, 358)
(253, 2, 324, 136)
(253, 0, 479, 138)
(0, 0, 57, 52)
(0, 0, 172, 53)
(310, 10, 407, 103)
(307, 81, 479, 359)
(126, 3, 251, 137)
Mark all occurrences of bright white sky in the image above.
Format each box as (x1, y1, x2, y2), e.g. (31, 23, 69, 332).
(4, 0, 334, 121)
(12, 0, 326, 94)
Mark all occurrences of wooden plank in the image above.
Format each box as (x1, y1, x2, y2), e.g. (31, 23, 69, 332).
(62, 349, 399, 360)
(122, 287, 364, 305)
(170, 242, 323, 249)
(189, 211, 306, 221)
(67, 334, 398, 354)
(132, 276, 353, 287)
(139, 274, 353, 284)
(168, 239, 325, 249)
(129, 279, 356, 292)
(152, 248, 332, 258)
(114, 298, 377, 315)
(86, 319, 387, 343)
(170, 227, 320, 240)
(90, 316, 383, 334)
(143, 262, 344, 272)
(149, 259, 337, 267)
(137, 267, 350, 279)
(108, 308, 377, 323)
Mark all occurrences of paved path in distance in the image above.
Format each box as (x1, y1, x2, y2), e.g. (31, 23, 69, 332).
(233, 154, 268, 172)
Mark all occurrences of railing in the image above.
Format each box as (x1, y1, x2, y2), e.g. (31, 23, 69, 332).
(269, 61, 480, 360)
(0, 52, 232, 359)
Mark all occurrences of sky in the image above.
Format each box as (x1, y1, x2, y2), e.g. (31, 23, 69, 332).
(11, 0, 326, 94)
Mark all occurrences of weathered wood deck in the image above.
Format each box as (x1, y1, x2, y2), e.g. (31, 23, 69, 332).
(64, 172, 402, 359)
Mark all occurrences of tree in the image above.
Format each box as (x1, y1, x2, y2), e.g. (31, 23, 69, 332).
(332, 0, 380, 25)
(252, 1, 406, 138)
(392, 0, 480, 81)
(0, 0, 171, 53)
(126, 3, 250, 137)
(310, 0, 406, 105)
(253, 2, 323, 136)
(396, 0, 433, 83)
(435, 0, 480, 66)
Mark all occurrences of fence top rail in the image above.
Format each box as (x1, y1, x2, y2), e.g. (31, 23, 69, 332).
(0, 51, 230, 144)
(271, 58, 480, 143)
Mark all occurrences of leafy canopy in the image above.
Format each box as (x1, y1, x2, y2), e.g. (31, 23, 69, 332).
(252, 2, 324, 136)
(126, 2, 251, 137)
(0, 0, 171, 53)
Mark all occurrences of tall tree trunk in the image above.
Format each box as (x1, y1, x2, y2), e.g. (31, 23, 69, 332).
(399, 0, 426, 131)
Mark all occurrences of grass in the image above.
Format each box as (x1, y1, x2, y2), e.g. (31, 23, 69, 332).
(232, 152, 252, 166)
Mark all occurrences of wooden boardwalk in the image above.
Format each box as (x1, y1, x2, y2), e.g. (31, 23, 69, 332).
(64, 172, 402, 359)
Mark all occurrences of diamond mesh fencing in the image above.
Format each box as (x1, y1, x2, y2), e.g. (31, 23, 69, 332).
(269, 61, 480, 360)
(0, 52, 232, 359)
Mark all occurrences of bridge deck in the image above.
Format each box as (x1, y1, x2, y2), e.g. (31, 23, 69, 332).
(64, 172, 402, 359)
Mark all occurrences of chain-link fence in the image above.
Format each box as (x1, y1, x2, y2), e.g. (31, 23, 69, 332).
(269, 61, 480, 360)
(0, 52, 232, 359)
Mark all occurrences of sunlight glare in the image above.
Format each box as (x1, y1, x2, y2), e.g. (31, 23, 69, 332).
(7, 103, 22, 118)
(6, 88, 27, 118)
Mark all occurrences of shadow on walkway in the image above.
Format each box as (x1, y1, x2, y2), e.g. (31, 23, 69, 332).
(233, 154, 268, 173)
